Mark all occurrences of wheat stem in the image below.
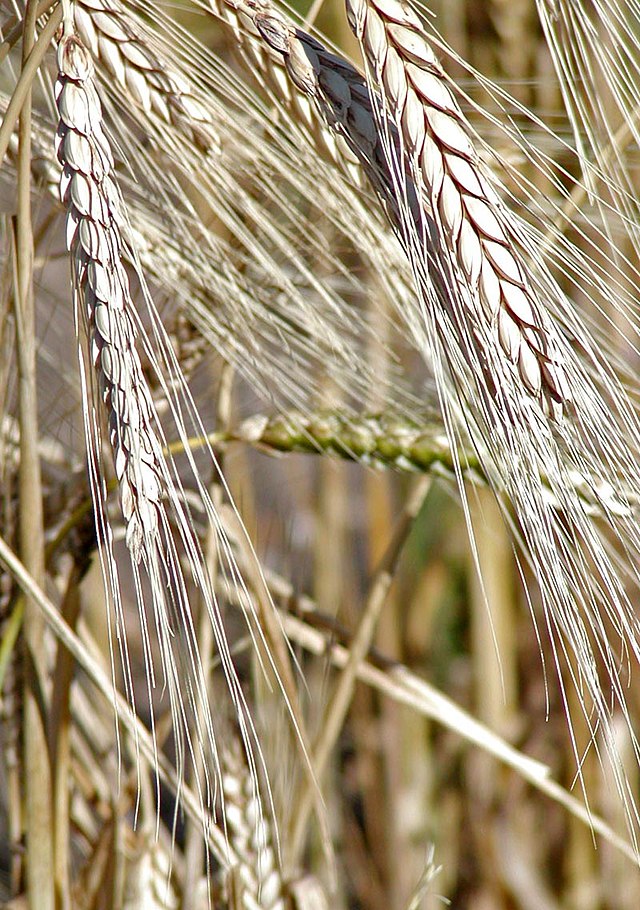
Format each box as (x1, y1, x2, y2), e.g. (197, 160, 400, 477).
(15, 3, 55, 905)
(182, 366, 232, 910)
(288, 475, 431, 864)
(49, 561, 83, 910)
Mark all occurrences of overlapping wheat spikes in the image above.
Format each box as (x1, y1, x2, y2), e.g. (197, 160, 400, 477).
(204, 0, 640, 838)
(4, 0, 640, 906)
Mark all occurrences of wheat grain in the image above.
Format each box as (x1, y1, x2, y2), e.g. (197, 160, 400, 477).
(3, 0, 428, 425)
(75, 0, 218, 151)
(54, 18, 266, 840)
(122, 827, 179, 910)
(203, 0, 445, 368)
(222, 737, 285, 910)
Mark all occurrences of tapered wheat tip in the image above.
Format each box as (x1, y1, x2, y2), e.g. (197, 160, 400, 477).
(345, 0, 569, 419)
(55, 32, 162, 560)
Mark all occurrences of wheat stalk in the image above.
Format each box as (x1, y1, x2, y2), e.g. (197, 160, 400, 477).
(343, 0, 566, 415)
(216, 547, 639, 866)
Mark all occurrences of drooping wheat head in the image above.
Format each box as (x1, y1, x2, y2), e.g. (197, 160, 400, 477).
(54, 13, 274, 854)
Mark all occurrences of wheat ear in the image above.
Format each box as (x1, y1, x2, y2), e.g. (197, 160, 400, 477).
(55, 18, 266, 842)
(345, 0, 569, 417)
(56, 30, 164, 561)
(222, 409, 632, 517)
(222, 738, 285, 910)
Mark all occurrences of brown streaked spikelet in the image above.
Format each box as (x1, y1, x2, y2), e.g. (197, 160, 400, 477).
(344, 0, 568, 418)
(208, 0, 366, 187)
